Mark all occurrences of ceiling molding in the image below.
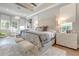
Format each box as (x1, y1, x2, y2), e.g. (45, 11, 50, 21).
(27, 3, 70, 18)
(26, 4, 61, 18)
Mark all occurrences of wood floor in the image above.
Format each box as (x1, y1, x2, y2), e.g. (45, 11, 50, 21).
(53, 44, 79, 56)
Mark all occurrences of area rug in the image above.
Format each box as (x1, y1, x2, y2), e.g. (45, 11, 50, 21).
(41, 46, 67, 56)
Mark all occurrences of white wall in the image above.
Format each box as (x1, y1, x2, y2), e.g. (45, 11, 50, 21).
(37, 7, 59, 30)
(75, 4, 79, 48)
(59, 4, 76, 23)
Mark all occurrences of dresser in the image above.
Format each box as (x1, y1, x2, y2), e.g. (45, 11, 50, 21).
(56, 33, 77, 49)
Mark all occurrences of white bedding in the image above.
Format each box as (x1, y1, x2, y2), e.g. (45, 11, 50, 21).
(26, 30, 56, 39)
(35, 31, 56, 47)
(23, 30, 56, 47)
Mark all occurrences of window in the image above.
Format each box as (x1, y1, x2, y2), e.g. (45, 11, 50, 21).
(0, 15, 10, 30)
(0, 20, 9, 29)
(60, 22, 72, 33)
(0, 14, 27, 34)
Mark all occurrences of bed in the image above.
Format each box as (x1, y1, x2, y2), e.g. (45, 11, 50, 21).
(21, 30, 56, 46)
(28, 31, 56, 46)
(20, 29, 56, 55)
